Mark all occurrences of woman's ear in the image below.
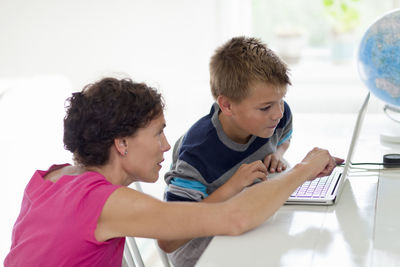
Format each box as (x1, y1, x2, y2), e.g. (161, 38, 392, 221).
(217, 95, 233, 116)
(114, 138, 127, 156)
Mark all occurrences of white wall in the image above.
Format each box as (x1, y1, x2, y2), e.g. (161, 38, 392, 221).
(0, 0, 253, 148)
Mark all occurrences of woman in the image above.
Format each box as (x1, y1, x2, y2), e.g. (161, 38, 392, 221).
(4, 77, 341, 266)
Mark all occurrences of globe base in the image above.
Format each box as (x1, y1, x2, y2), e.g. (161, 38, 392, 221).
(380, 119, 400, 144)
(380, 132, 400, 144)
(379, 105, 400, 144)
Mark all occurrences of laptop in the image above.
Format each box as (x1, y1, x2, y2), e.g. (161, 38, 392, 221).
(285, 92, 370, 205)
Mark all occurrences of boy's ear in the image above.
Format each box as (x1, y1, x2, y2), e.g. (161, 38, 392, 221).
(217, 95, 233, 116)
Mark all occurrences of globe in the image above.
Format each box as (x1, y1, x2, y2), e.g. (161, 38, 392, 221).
(358, 9, 400, 143)
(358, 9, 400, 109)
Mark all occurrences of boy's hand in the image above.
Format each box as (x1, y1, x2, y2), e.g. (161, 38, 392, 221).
(263, 152, 287, 174)
(228, 160, 268, 192)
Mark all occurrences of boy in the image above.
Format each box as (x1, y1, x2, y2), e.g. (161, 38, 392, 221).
(159, 36, 293, 267)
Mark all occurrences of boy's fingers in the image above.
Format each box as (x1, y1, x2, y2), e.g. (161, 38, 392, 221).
(281, 162, 287, 171)
(263, 155, 271, 167)
(255, 171, 267, 181)
(269, 158, 278, 173)
(276, 161, 283, 172)
(252, 160, 268, 174)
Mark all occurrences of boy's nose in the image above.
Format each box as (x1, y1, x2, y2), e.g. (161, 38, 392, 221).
(272, 104, 284, 121)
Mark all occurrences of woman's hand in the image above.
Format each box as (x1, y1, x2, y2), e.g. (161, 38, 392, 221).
(299, 147, 344, 179)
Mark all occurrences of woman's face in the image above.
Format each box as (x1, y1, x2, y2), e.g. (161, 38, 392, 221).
(123, 113, 171, 183)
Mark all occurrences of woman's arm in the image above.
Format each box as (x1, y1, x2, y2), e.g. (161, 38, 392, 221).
(96, 147, 339, 245)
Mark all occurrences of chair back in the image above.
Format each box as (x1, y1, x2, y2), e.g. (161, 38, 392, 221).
(122, 182, 171, 267)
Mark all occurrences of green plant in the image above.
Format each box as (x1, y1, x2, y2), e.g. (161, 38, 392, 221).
(323, 0, 360, 33)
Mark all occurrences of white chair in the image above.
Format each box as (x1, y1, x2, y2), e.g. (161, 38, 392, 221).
(123, 237, 144, 267)
(122, 183, 171, 267)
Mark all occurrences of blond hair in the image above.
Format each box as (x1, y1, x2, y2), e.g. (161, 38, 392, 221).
(209, 36, 291, 102)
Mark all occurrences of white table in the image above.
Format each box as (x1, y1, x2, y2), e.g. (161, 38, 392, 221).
(197, 113, 400, 267)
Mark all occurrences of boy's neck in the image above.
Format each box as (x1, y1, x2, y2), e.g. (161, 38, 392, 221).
(218, 111, 252, 144)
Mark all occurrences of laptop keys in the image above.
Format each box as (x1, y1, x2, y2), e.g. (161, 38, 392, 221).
(291, 174, 334, 198)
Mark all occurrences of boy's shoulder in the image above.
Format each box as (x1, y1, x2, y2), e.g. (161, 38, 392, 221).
(180, 104, 218, 155)
(182, 104, 218, 145)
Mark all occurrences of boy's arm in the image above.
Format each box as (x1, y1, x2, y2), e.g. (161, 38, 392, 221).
(160, 139, 292, 252)
(158, 160, 269, 252)
(263, 140, 290, 173)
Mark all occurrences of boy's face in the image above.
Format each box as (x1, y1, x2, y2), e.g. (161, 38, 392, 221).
(225, 81, 286, 143)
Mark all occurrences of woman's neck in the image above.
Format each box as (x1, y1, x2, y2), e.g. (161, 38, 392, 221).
(85, 161, 133, 186)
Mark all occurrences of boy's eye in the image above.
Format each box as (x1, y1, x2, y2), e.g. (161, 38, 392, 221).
(260, 106, 271, 111)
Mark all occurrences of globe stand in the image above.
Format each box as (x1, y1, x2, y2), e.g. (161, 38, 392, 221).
(380, 104, 400, 144)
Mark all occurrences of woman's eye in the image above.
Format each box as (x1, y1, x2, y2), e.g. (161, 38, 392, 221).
(260, 106, 271, 111)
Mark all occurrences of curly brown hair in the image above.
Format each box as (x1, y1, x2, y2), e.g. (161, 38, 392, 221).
(63, 77, 164, 166)
(209, 36, 291, 102)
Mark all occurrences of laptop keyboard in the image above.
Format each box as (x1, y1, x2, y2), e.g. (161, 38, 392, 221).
(291, 171, 336, 198)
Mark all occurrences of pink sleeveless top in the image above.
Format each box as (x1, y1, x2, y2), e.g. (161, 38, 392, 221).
(4, 164, 124, 267)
